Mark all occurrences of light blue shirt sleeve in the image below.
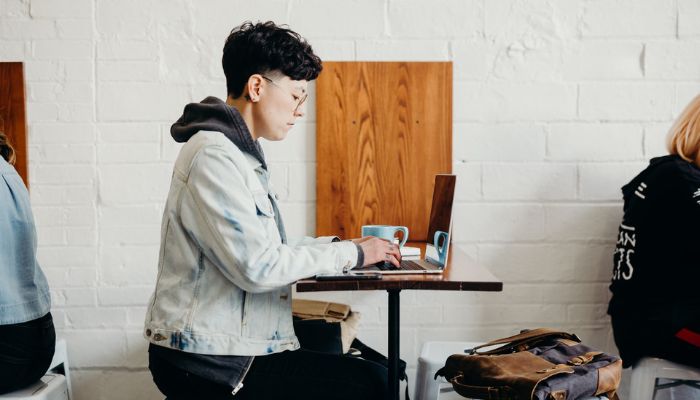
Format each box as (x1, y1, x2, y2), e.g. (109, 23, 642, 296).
(0, 159, 51, 324)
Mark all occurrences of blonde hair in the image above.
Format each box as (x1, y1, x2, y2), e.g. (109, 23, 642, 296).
(0, 131, 15, 165)
(667, 94, 700, 167)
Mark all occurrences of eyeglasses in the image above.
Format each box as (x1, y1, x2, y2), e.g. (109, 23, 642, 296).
(261, 76, 308, 113)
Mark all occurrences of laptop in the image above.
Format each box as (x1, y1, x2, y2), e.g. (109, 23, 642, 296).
(352, 174, 456, 274)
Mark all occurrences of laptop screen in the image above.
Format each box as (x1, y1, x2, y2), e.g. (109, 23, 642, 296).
(424, 174, 456, 266)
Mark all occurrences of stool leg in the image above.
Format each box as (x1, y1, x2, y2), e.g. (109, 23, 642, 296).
(64, 361, 73, 400)
(629, 360, 658, 400)
(52, 340, 72, 399)
(414, 360, 428, 400)
(388, 289, 401, 400)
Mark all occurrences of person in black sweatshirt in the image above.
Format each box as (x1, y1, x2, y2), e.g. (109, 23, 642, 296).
(608, 95, 700, 369)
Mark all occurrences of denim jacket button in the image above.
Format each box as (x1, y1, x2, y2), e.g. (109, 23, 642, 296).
(153, 333, 166, 341)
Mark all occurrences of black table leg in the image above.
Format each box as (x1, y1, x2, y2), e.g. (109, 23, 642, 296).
(388, 289, 401, 400)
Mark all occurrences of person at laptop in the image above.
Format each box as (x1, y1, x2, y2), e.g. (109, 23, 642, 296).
(144, 21, 401, 399)
(0, 131, 55, 394)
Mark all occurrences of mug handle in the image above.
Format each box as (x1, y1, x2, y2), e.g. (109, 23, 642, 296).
(434, 230, 449, 261)
(395, 227, 409, 247)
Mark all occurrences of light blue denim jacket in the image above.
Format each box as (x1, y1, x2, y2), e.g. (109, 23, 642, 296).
(0, 158, 51, 325)
(144, 131, 358, 356)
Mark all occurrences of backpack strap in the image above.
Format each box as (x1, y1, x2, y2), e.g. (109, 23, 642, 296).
(349, 339, 411, 400)
(567, 351, 603, 366)
(469, 328, 581, 355)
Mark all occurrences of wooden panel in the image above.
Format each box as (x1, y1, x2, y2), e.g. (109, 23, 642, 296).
(296, 243, 503, 292)
(316, 62, 452, 240)
(0, 62, 28, 187)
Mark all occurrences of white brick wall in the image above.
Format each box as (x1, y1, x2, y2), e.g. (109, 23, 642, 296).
(2, 1, 696, 398)
(547, 123, 644, 160)
(563, 41, 644, 81)
(646, 41, 700, 80)
(679, 0, 700, 37)
(29, 0, 93, 19)
(578, 83, 675, 120)
(580, 0, 676, 38)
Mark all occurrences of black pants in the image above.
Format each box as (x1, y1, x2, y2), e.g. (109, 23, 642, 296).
(150, 348, 388, 400)
(0, 312, 56, 394)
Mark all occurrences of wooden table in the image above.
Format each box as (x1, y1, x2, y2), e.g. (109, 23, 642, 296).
(296, 242, 503, 400)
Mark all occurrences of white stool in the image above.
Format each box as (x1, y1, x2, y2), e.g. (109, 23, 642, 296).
(47, 339, 71, 400)
(629, 357, 700, 399)
(414, 341, 481, 400)
(0, 374, 68, 400)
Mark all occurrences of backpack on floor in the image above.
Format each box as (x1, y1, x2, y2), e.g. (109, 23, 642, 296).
(435, 328, 622, 400)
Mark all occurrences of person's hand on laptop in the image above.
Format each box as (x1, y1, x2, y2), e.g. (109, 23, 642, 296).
(352, 237, 402, 268)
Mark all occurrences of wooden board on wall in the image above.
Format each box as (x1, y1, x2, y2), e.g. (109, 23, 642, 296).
(316, 62, 452, 241)
(0, 62, 28, 186)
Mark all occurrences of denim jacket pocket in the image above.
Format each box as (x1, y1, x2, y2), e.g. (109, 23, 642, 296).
(253, 192, 275, 218)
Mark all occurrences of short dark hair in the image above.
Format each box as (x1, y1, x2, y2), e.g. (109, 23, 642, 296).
(222, 21, 323, 98)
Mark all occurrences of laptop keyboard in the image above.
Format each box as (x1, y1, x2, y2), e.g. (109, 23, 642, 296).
(400, 260, 426, 270)
(378, 260, 425, 271)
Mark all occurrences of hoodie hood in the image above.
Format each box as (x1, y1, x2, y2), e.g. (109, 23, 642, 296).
(622, 154, 700, 200)
(171, 96, 267, 170)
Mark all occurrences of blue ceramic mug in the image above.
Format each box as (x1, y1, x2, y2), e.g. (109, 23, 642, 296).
(361, 225, 409, 247)
(432, 230, 449, 265)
